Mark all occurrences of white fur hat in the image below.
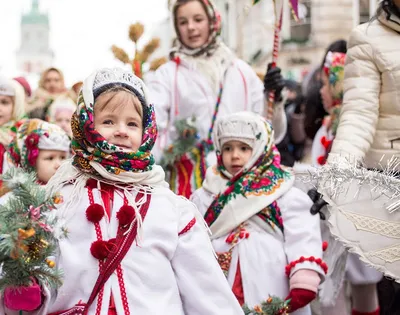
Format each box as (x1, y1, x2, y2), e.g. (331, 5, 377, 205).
(214, 113, 260, 149)
(38, 121, 71, 152)
(0, 76, 15, 96)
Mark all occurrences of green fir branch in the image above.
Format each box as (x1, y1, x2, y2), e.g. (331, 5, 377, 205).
(0, 168, 64, 292)
(160, 117, 199, 168)
(242, 296, 290, 315)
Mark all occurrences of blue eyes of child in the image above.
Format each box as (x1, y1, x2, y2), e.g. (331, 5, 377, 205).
(45, 156, 66, 161)
(223, 146, 250, 152)
(103, 120, 138, 127)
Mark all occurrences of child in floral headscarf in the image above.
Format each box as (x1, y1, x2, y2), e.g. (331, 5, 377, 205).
(309, 52, 382, 315)
(8, 119, 70, 184)
(191, 112, 326, 314)
(311, 52, 346, 166)
(0, 76, 26, 194)
(0, 68, 243, 315)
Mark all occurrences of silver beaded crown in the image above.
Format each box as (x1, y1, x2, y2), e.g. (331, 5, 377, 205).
(92, 68, 145, 98)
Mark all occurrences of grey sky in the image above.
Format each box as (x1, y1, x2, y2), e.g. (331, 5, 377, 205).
(0, 0, 169, 86)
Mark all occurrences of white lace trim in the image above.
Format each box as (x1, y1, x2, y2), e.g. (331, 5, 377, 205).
(343, 211, 400, 239)
(367, 244, 400, 263)
(93, 68, 145, 97)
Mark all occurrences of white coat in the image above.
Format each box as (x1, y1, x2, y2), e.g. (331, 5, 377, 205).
(1, 184, 244, 315)
(328, 10, 400, 169)
(191, 186, 325, 315)
(147, 58, 287, 162)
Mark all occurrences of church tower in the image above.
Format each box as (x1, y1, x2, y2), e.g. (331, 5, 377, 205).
(16, 0, 54, 74)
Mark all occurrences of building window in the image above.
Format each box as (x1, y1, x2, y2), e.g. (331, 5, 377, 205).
(354, 0, 378, 26)
(360, 0, 370, 23)
(282, 0, 312, 44)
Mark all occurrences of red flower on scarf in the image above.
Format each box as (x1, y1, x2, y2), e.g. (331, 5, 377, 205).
(25, 133, 40, 149)
(25, 133, 40, 166)
(224, 185, 235, 196)
(250, 177, 271, 190)
(8, 146, 21, 165)
(205, 210, 215, 224)
(131, 159, 150, 169)
(83, 120, 101, 144)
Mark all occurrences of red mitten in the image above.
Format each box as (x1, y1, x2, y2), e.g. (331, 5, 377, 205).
(4, 279, 42, 311)
(285, 288, 316, 312)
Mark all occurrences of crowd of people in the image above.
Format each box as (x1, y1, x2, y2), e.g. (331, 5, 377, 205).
(0, 0, 399, 314)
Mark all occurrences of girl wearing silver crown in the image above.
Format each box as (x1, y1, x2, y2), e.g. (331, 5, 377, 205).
(191, 112, 325, 314)
(0, 67, 243, 315)
(147, 0, 287, 198)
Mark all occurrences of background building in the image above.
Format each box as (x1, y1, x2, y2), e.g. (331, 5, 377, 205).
(147, 0, 379, 82)
(16, 0, 54, 75)
(257, 0, 379, 80)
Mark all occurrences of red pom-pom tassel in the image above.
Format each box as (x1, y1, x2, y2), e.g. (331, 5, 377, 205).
(90, 240, 109, 260)
(285, 256, 328, 277)
(86, 204, 105, 223)
(322, 241, 328, 251)
(117, 205, 135, 226)
(317, 156, 326, 165)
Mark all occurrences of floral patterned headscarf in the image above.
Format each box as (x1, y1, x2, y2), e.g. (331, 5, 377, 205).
(8, 119, 70, 172)
(71, 68, 158, 176)
(202, 112, 294, 239)
(171, 0, 222, 57)
(323, 52, 346, 135)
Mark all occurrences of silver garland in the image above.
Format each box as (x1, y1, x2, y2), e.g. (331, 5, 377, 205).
(297, 157, 400, 213)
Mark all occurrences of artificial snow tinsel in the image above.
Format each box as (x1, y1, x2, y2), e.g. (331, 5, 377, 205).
(298, 157, 400, 213)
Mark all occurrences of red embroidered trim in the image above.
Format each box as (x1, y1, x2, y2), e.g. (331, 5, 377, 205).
(87, 187, 104, 315)
(116, 264, 131, 315)
(48, 303, 86, 315)
(285, 256, 328, 277)
(178, 217, 196, 236)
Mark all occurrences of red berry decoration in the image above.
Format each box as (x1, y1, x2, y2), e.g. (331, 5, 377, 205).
(90, 240, 109, 260)
(86, 204, 105, 223)
(117, 205, 135, 226)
